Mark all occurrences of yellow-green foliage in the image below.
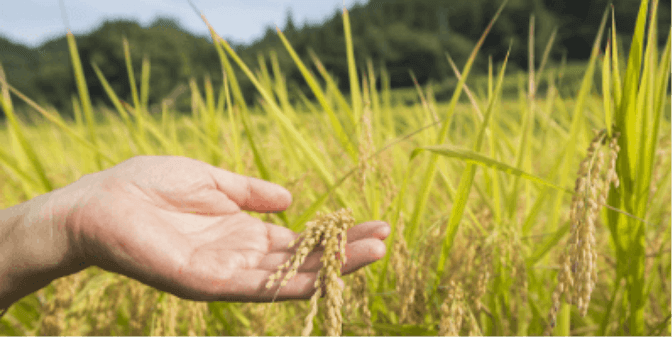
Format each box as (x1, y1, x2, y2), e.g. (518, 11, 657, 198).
(0, 0, 669, 335)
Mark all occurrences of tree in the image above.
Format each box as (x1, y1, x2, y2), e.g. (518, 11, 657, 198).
(284, 8, 296, 35)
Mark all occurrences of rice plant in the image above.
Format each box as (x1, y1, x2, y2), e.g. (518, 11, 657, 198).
(0, 0, 669, 335)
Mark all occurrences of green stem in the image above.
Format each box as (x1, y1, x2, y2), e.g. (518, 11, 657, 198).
(598, 274, 622, 335)
(555, 303, 570, 336)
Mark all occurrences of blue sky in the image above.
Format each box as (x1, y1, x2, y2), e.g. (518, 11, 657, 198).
(0, 0, 366, 48)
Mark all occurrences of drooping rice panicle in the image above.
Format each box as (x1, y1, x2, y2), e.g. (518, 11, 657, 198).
(546, 128, 621, 335)
(265, 208, 354, 336)
(439, 280, 465, 336)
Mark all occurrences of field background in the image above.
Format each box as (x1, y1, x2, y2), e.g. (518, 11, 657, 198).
(0, 0, 670, 335)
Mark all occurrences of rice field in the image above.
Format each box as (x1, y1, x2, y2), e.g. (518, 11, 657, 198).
(0, 0, 670, 335)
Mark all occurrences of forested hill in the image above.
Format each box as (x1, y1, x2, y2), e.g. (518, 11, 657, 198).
(0, 0, 669, 121)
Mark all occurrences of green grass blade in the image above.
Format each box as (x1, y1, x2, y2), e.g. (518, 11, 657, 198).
(122, 36, 141, 111)
(306, 48, 356, 135)
(343, 5, 362, 141)
(527, 222, 571, 266)
(410, 145, 571, 194)
(0, 65, 52, 192)
(200, 17, 352, 216)
(221, 71, 243, 175)
(606, 0, 662, 334)
(0, 142, 40, 188)
(91, 62, 152, 155)
(201, 16, 274, 197)
(633, 0, 659, 202)
(66, 31, 102, 170)
(269, 50, 298, 122)
(0, 75, 117, 166)
(140, 54, 150, 112)
(505, 16, 537, 219)
(521, 151, 566, 236)
(123, 37, 144, 142)
(367, 58, 381, 131)
(619, 0, 648, 175)
(598, 273, 624, 335)
(484, 57, 504, 224)
(432, 43, 511, 291)
(379, 61, 394, 138)
(90, 62, 133, 127)
(610, 6, 623, 109)
(182, 117, 226, 157)
(203, 75, 222, 166)
(535, 27, 558, 86)
(406, 0, 509, 249)
(256, 53, 274, 103)
(118, 102, 175, 154)
(603, 37, 613, 136)
(275, 28, 358, 163)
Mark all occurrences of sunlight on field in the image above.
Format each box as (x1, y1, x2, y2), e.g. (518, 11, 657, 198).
(0, 0, 670, 335)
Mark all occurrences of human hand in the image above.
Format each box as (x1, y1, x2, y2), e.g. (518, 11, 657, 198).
(63, 155, 390, 302)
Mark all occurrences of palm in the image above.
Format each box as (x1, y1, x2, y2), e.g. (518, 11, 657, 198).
(67, 156, 390, 302)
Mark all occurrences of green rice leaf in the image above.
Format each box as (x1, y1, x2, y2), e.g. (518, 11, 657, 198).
(306, 48, 357, 136)
(91, 63, 152, 155)
(603, 37, 613, 136)
(269, 50, 298, 122)
(203, 19, 274, 201)
(123, 37, 145, 142)
(0, 140, 39, 188)
(432, 42, 512, 291)
(275, 28, 358, 163)
(67, 31, 102, 171)
(610, 6, 623, 109)
(410, 145, 571, 194)
(207, 24, 354, 222)
(406, 0, 509, 250)
(0, 65, 52, 193)
(343, 5, 362, 139)
(527, 222, 571, 266)
(140, 54, 150, 112)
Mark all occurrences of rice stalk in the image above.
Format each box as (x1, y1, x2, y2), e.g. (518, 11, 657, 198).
(85, 281, 123, 335)
(466, 306, 483, 336)
(38, 269, 96, 335)
(186, 300, 208, 336)
(150, 294, 165, 336)
(390, 211, 423, 325)
(165, 294, 179, 336)
(345, 268, 372, 336)
(241, 302, 270, 336)
(356, 94, 375, 202)
(401, 222, 443, 326)
(126, 280, 156, 335)
(444, 210, 491, 320)
(494, 225, 528, 335)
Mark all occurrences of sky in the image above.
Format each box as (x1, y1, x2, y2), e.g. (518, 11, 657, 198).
(0, 0, 366, 49)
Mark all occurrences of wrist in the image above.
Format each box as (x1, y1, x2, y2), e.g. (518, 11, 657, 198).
(0, 185, 85, 308)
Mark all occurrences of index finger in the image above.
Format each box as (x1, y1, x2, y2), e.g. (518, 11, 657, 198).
(208, 167, 293, 213)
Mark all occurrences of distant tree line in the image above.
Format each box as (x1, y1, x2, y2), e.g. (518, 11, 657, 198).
(0, 0, 668, 122)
